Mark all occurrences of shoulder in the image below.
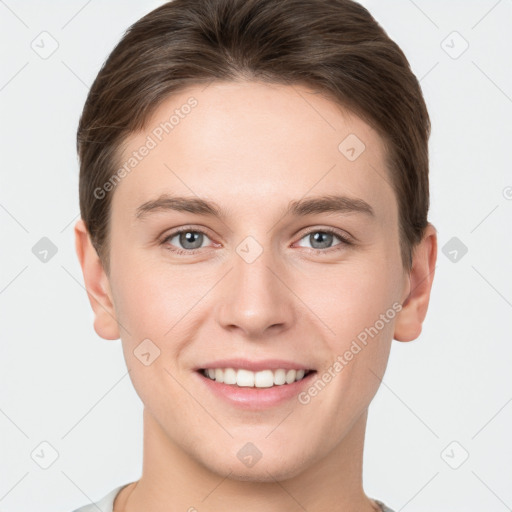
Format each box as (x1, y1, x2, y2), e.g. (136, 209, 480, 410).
(69, 483, 130, 512)
(373, 499, 396, 512)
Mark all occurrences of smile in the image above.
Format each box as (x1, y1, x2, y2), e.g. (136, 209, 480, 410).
(200, 368, 315, 388)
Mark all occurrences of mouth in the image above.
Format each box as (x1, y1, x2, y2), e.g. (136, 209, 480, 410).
(197, 367, 316, 388)
(194, 366, 318, 409)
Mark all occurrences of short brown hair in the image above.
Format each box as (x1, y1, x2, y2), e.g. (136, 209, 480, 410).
(77, 0, 431, 274)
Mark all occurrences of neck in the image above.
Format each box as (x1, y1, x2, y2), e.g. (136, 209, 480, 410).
(118, 407, 380, 512)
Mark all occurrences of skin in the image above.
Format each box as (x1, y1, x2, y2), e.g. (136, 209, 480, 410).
(75, 81, 437, 512)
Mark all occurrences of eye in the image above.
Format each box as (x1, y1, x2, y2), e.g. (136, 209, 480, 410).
(161, 227, 212, 255)
(295, 228, 352, 253)
(161, 226, 352, 256)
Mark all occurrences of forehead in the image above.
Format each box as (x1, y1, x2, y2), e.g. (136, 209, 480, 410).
(112, 80, 396, 226)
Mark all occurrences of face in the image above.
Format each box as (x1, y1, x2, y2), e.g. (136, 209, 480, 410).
(99, 81, 411, 481)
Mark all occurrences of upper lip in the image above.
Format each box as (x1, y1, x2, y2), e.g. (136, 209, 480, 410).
(195, 358, 315, 372)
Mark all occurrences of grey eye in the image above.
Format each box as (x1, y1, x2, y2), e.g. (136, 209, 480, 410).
(169, 230, 209, 250)
(297, 230, 342, 250)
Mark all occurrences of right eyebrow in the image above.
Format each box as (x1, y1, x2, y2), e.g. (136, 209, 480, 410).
(135, 195, 225, 219)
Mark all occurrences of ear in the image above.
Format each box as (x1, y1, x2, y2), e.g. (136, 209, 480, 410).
(394, 223, 437, 342)
(74, 219, 120, 340)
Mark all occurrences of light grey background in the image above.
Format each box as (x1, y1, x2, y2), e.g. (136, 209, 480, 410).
(1, 1, 511, 511)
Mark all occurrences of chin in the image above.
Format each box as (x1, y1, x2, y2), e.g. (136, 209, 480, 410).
(203, 453, 309, 483)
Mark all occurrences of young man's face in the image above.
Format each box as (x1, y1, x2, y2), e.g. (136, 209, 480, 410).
(76, 81, 436, 482)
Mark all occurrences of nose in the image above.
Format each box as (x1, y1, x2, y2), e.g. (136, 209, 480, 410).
(215, 241, 296, 339)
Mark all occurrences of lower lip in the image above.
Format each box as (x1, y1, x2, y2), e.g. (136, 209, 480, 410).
(195, 370, 317, 410)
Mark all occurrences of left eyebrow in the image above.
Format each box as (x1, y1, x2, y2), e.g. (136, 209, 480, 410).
(287, 194, 375, 218)
(135, 193, 375, 220)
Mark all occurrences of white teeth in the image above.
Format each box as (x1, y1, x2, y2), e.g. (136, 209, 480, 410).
(273, 369, 286, 385)
(215, 368, 224, 383)
(237, 369, 254, 387)
(201, 367, 311, 387)
(285, 369, 296, 384)
(223, 367, 237, 385)
(254, 370, 274, 388)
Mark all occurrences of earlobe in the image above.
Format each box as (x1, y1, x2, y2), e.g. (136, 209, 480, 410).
(394, 223, 438, 342)
(74, 219, 120, 340)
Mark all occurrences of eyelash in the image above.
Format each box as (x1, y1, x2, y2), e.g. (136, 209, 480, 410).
(161, 226, 353, 256)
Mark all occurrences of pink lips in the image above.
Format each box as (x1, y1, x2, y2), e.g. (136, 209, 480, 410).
(194, 359, 317, 410)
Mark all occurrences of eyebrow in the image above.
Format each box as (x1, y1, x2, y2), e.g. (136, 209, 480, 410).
(135, 193, 375, 220)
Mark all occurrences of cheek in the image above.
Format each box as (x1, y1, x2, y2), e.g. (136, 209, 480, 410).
(303, 268, 397, 429)
(302, 260, 399, 402)
(110, 259, 210, 396)
(110, 264, 196, 411)
(303, 261, 400, 339)
(110, 252, 194, 339)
